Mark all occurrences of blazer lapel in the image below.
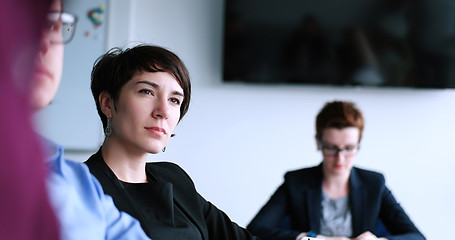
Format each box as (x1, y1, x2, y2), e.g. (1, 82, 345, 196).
(146, 165, 209, 240)
(303, 166, 323, 232)
(305, 187, 322, 231)
(349, 168, 366, 236)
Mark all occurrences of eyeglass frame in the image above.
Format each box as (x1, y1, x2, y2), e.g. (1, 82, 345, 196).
(45, 11, 78, 44)
(317, 139, 360, 157)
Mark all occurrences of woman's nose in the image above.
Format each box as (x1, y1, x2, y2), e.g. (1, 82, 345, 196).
(334, 150, 346, 160)
(39, 30, 51, 55)
(152, 99, 169, 119)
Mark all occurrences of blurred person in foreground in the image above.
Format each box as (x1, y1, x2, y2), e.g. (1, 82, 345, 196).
(0, 0, 59, 238)
(20, 0, 150, 238)
(247, 101, 425, 240)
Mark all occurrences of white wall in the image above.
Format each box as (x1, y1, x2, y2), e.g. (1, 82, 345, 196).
(35, 0, 106, 150)
(67, 0, 455, 239)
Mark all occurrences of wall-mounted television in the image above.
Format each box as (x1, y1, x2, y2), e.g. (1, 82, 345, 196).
(223, 0, 455, 88)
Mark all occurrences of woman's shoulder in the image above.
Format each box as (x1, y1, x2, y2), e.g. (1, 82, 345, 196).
(282, 165, 323, 188)
(146, 162, 194, 184)
(146, 161, 185, 173)
(351, 166, 386, 185)
(285, 165, 321, 178)
(353, 167, 385, 178)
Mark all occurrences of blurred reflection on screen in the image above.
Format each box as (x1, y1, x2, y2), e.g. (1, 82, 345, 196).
(223, 0, 455, 88)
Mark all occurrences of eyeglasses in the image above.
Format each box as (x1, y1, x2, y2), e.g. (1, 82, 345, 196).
(319, 142, 359, 157)
(45, 12, 78, 44)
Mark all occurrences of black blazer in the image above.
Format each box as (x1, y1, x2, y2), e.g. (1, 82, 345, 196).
(85, 149, 257, 240)
(247, 164, 425, 240)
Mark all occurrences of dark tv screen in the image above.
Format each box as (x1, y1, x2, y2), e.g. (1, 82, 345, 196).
(223, 0, 455, 88)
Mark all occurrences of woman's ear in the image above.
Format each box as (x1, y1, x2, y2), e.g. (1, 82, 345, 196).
(99, 91, 114, 118)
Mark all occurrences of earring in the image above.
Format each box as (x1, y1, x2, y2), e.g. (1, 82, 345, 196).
(162, 134, 175, 152)
(105, 118, 112, 137)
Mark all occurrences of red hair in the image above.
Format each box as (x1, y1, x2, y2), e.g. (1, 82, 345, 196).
(315, 101, 364, 142)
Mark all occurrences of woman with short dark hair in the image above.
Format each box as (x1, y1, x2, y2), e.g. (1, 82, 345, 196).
(86, 44, 257, 240)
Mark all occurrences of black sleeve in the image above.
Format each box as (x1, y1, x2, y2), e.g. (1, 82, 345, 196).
(199, 194, 259, 240)
(379, 185, 426, 240)
(161, 162, 259, 240)
(247, 183, 301, 240)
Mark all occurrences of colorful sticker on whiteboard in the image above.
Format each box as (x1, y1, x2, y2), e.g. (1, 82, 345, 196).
(87, 4, 104, 28)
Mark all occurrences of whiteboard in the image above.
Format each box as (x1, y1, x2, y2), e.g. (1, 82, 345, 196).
(35, 0, 107, 150)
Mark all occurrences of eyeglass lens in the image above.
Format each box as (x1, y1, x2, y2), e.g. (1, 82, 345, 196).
(46, 12, 77, 44)
(321, 146, 358, 156)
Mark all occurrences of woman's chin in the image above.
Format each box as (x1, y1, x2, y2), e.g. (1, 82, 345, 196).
(148, 147, 164, 155)
(29, 94, 52, 113)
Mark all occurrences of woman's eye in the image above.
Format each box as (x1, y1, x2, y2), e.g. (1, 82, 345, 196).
(46, 20, 62, 32)
(169, 98, 181, 105)
(46, 21, 57, 30)
(345, 146, 357, 151)
(139, 89, 153, 95)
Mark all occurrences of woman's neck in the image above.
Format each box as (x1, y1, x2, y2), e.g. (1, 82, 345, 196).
(101, 137, 148, 183)
(322, 172, 350, 199)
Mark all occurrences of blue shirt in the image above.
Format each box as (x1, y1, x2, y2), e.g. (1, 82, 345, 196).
(43, 139, 150, 240)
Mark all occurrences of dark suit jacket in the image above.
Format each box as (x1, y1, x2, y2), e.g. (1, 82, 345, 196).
(85, 149, 257, 240)
(247, 164, 425, 240)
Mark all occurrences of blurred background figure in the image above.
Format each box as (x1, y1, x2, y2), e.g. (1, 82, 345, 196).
(0, 0, 60, 239)
(247, 101, 425, 240)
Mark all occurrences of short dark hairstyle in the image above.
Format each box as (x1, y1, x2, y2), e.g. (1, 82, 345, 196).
(315, 100, 364, 142)
(91, 44, 191, 131)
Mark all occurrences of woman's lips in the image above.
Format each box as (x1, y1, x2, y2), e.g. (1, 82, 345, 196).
(145, 127, 166, 136)
(33, 65, 52, 81)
